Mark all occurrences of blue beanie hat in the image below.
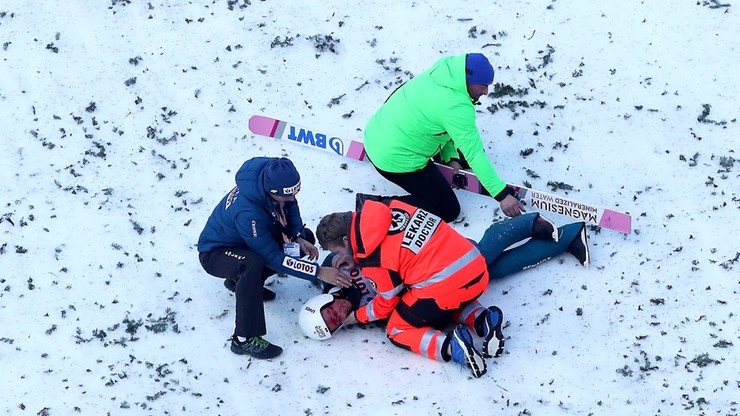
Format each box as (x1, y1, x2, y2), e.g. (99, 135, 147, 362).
(263, 158, 301, 196)
(465, 53, 494, 85)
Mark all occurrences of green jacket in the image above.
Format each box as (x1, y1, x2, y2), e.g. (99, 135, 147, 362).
(364, 54, 506, 198)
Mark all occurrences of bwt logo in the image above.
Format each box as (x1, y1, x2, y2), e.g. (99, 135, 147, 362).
(288, 126, 344, 156)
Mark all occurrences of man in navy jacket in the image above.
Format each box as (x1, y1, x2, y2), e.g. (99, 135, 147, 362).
(198, 157, 349, 359)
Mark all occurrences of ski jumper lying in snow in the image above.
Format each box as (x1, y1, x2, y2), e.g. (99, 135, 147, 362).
(299, 196, 589, 378)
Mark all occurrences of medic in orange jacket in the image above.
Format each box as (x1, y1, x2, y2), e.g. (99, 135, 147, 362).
(346, 199, 490, 360)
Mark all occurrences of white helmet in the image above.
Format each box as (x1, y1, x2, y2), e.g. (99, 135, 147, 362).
(299, 294, 335, 340)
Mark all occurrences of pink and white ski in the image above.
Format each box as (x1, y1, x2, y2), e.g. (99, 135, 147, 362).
(249, 115, 632, 233)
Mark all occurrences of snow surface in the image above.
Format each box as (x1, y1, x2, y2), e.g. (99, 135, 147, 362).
(1, 1, 738, 415)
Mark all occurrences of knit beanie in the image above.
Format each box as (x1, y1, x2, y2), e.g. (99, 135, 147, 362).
(465, 53, 495, 85)
(262, 158, 301, 196)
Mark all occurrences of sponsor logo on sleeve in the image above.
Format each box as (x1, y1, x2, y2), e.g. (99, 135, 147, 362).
(225, 186, 239, 210)
(282, 256, 317, 275)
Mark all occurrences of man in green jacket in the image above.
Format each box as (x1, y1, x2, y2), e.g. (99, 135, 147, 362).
(364, 53, 524, 222)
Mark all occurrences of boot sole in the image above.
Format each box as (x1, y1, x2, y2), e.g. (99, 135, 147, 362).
(453, 329, 487, 378)
(481, 307, 505, 358)
(482, 329, 505, 359)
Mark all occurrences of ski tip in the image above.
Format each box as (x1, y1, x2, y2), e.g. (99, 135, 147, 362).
(600, 209, 632, 234)
(248, 115, 278, 137)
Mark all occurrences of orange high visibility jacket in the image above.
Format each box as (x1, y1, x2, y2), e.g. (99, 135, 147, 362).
(351, 200, 489, 323)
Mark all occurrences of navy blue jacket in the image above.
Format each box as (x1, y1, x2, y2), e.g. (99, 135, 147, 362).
(197, 157, 319, 282)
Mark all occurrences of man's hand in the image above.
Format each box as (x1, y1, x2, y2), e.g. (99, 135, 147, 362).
(342, 311, 358, 326)
(318, 266, 352, 288)
(499, 194, 525, 217)
(331, 253, 357, 270)
(296, 236, 319, 261)
(447, 159, 463, 173)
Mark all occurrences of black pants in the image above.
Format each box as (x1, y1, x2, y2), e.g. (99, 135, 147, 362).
(198, 229, 315, 338)
(199, 248, 273, 338)
(374, 160, 460, 222)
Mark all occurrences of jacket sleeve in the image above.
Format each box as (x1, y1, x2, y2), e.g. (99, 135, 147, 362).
(234, 212, 320, 283)
(354, 268, 402, 323)
(355, 294, 399, 323)
(439, 138, 458, 163)
(444, 104, 507, 198)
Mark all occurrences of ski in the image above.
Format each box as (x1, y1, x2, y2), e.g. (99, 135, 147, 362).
(248, 115, 631, 234)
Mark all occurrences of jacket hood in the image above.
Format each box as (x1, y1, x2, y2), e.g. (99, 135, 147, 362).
(351, 200, 391, 259)
(426, 54, 468, 95)
(235, 157, 272, 205)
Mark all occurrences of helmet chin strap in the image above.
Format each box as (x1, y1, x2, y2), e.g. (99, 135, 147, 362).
(330, 321, 345, 335)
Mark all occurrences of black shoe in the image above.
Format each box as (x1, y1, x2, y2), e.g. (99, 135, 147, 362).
(532, 214, 559, 242)
(567, 224, 590, 268)
(223, 279, 237, 292)
(230, 335, 283, 359)
(476, 306, 505, 358)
